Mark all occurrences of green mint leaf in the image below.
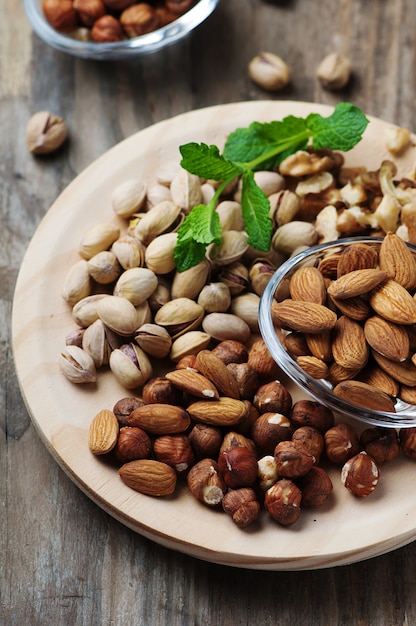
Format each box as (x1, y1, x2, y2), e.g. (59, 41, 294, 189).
(174, 238, 207, 272)
(180, 142, 243, 181)
(173, 204, 222, 272)
(223, 118, 309, 168)
(307, 102, 369, 152)
(240, 172, 273, 251)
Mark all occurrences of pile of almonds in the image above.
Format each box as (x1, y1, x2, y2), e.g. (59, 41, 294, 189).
(88, 343, 416, 528)
(274, 233, 416, 412)
(42, 0, 196, 43)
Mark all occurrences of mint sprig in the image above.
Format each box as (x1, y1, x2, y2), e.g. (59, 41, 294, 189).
(175, 103, 369, 272)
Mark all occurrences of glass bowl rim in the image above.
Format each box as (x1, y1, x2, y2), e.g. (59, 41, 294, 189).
(258, 235, 416, 429)
(23, 0, 220, 59)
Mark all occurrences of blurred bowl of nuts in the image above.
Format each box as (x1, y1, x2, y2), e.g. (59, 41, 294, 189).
(23, 0, 219, 60)
(259, 235, 416, 429)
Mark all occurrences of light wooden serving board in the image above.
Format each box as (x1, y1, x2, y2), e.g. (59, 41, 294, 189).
(11, 101, 416, 570)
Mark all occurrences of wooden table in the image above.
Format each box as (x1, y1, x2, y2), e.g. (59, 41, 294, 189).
(3, 0, 416, 623)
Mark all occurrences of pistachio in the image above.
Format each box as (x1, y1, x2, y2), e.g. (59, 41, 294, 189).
(249, 259, 276, 296)
(270, 189, 301, 226)
(109, 343, 153, 390)
(216, 201, 245, 232)
(155, 297, 204, 339)
(59, 345, 96, 384)
(316, 53, 351, 90)
(170, 259, 211, 300)
(113, 267, 158, 306)
(144, 232, 178, 274)
(146, 184, 172, 208)
(135, 301, 152, 327)
(97, 295, 140, 336)
(133, 200, 182, 245)
(169, 331, 211, 362)
(78, 223, 120, 260)
(135, 323, 172, 358)
(170, 169, 202, 213)
(111, 179, 147, 218)
(87, 250, 121, 284)
(207, 230, 249, 267)
(235, 171, 285, 202)
(62, 259, 92, 306)
(72, 293, 108, 328)
(202, 312, 251, 343)
(82, 318, 112, 368)
(112, 235, 146, 270)
(248, 52, 291, 92)
(26, 111, 68, 155)
(148, 280, 171, 312)
(218, 261, 250, 295)
(230, 293, 260, 332)
(197, 282, 231, 313)
(272, 221, 319, 256)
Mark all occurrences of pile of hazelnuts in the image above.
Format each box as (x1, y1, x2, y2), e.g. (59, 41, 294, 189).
(107, 338, 416, 529)
(42, 0, 197, 43)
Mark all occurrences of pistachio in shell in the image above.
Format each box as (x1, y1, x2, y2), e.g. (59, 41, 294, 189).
(170, 259, 211, 300)
(135, 323, 172, 358)
(202, 313, 251, 344)
(197, 282, 231, 313)
(78, 223, 120, 260)
(87, 250, 121, 284)
(169, 169, 202, 213)
(82, 318, 113, 368)
(59, 345, 96, 384)
(218, 261, 249, 296)
(113, 267, 158, 306)
(72, 294, 108, 328)
(230, 293, 260, 333)
(144, 232, 178, 275)
(154, 297, 204, 339)
(112, 235, 146, 270)
(170, 331, 211, 363)
(111, 179, 147, 218)
(109, 343, 153, 390)
(207, 230, 249, 267)
(62, 259, 92, 306)
(97, 295, 139, 336)
(133, 200, 182, 245)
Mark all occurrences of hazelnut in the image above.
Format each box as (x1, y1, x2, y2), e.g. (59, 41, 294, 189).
(166, 0, 195, 14)
(217, 446, 258, 489)
(42, 0, 79, 31)
(91, 14, 125, 42)
(187, 458, 227, 506)
(257, 455, 278, 491)
(248, 338, 280, 379)
(222, 488, 260, 528)
(26, 111, 68, 155)
(360, 427, 400, 464)
(227, 362, 259, 400)
(219, 431, 256, 455)
(113, 396, 145, 426)
(120, 3, 160, 38)
(248, 52, 291, 92)
(341, 451, 380, 497)
(324, 423, 361, 464)
(399, 427, 416, 459)
(175, 354, 199, 370)
(235, 400, 259, 435)
(290, 400, 335, 432)
(296, 466, 333, 507)
(316, 52, 351, 90)
(188, 424, 223, 460)
(103, 0, 135, 9)
(212, 339, 248, 365)
(251, 412, 293, 455)
(253, 380, 292, 415)
(142, 376, 183, 405)
(274, 441, 315, 478)
(153, 435, 195, 474)
(291, 426, 324, 464)
(114, 426, 152, 463)
(264, 479, 301, 526)
(73, 0, 106, 26)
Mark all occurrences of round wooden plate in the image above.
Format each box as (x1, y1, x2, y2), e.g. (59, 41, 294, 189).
(12, 101, 416, 570)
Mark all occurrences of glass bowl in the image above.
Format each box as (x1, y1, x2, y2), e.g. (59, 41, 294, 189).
(259, 236, 416, 429)
(23, 0, 219, 60)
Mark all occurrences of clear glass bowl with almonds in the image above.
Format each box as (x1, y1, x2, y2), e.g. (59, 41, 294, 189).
(259, 235, 416, 428)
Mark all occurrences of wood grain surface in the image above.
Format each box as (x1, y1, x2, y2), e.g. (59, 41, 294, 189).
(4, 0, 416, 623)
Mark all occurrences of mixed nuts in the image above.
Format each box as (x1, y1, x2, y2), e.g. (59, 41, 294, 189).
(58, 128, 416, 529)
